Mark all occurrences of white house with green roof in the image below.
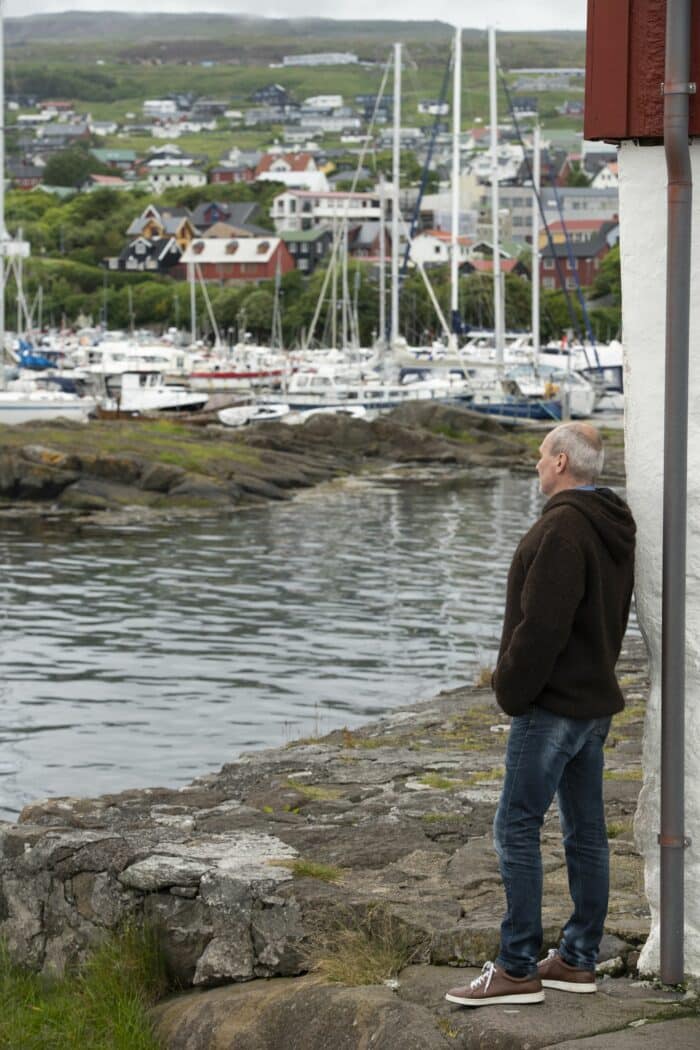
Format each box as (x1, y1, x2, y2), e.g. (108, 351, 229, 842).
(149, 167, 206, 193)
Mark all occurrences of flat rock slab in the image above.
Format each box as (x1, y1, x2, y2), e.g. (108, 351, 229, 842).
(545, 1016, 700, 1049)
(151, 969, 697, 1050)
(153, 975, 451, 1050)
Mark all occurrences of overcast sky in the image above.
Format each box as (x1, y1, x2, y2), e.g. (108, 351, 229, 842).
(5, 1, 587, 32)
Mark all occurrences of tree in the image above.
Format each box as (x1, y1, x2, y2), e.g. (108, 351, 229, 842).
(590, 244, 621, 304)
(565, 162, 591, 188)
(42, 147, 109, 189)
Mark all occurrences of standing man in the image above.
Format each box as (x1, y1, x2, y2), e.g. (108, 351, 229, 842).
(446, 422, 636, 1007)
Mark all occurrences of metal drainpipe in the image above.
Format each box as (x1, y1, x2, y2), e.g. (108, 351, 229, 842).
(660, 0, 694, 986)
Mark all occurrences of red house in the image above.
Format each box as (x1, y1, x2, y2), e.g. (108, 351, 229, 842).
(539, 232, 611, 292)
(177, 236, 295, 283)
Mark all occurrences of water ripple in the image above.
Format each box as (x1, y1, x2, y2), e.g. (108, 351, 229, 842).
(0, 472, 635, 816)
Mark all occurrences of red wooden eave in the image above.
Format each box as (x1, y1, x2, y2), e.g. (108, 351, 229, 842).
(585, 0, 700, 140)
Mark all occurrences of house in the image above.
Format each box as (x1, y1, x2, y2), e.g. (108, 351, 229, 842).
(418, 100, 449, 116)
(127, 205, 198, 250)
(255, 151, 317, 179)
(410, 229, 473, 268)
(89, 120, 119, 137)
(298, 113, 362, 134)
(210, 165, 254, 185)
(38, 99, 74, 112)
(540, 187, 619, 227)
(143, 99, 178, 119)
(191, 201, 264, 233)
(591, 162, 620, 190)
(178, 237, 295, 283)
(7, 162, 44, 190)
(512, 97, 539, 117)
(347, 222, 392, 261)
(302, 95, 343, 112)
(538, 218, 619, 249)
(282, 53, 358, 67)
(142, 145, 202, 168)
(271, 189, 383, 233)
(36, 121, 90, 146)
(539, 231, 611, 291)
(80, 174, 130, 192)
(90, 148, 138, 172)
(461, 258, 530, 278)
(106, 235, 182, 273)
(249, 84, 289, 106)
(244, 106, 287, 128)
(149, 167, 206, 192)
(279, 227, 333, 273)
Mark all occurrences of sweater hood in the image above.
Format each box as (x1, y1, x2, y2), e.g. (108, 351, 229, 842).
(543, 487, 636, 564)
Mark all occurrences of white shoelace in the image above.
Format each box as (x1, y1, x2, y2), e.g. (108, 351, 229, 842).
(545, 948, 559, 961)
(470, 961, 496, 992)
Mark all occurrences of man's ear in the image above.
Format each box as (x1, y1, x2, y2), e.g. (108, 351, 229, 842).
(557, 452, 568, 474)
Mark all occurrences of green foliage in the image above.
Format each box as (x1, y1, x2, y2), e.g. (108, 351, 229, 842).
(565, 161, 592, 188)
(591, 243, 621, 304)
(42, 146, 112, 189)
(0, 922, 167, 1050)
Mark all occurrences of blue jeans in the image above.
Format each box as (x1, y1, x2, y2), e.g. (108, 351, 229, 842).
(493, 705, 612, 977)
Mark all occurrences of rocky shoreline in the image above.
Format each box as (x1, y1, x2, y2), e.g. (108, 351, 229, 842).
(0, 404, 627, 531)
(3, 636, 695, 1049)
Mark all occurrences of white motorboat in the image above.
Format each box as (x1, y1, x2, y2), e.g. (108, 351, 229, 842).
(0, 386, 95, 425)
(276, 363, 473, 413)
(101, 371, 208, 414)
(189, 346, 286, 392)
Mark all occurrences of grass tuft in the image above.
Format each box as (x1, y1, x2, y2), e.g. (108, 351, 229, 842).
(267, 858, 343, 882)
(309, 905, 423, 986)
(0, 921, 168, 1050)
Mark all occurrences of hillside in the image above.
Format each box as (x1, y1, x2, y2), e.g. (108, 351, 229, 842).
(6, 12, 585, 68)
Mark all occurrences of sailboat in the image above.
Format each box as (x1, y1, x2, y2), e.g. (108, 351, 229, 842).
(0, 2, 95, 425)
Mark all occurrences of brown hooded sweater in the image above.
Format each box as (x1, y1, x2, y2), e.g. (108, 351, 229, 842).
(492, 487, 636, 719)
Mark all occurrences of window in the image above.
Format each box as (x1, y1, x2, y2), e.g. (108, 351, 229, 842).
(543, 277, 555, 289)
(257, 241, 270, 254)
(192, 241, 205, 254)
(565, 278, 577, 290)
(225, 240, 239, 255)
(543, 258, 555, 270)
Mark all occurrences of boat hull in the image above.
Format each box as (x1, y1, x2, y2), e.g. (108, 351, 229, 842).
(0, 396, 95, 425)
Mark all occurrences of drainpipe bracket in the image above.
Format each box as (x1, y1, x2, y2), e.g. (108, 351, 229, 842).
(658, 834, 692, 848)
(661, 81, 697, 95)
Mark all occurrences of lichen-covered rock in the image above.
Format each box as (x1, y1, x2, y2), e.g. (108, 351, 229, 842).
(152, 976, 452, 1050)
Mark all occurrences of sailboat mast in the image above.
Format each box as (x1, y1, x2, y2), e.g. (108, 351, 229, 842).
(488, 26, 504, 366)
(188, 261, 196, 344)
(450, 25, 462, 352)
(390, 42, 401, 347)
(531, 122, 541, 364)
(379, 173, 386, 347)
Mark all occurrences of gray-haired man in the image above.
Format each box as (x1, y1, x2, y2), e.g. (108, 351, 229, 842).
(446, 423, 636, 1007)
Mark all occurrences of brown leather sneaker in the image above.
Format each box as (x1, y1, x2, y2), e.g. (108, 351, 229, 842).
(445, 961, 544, 1007)
(537, 949, 597, 993)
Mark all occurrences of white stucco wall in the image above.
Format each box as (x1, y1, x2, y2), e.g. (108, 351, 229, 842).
(619, 141, 700, 977)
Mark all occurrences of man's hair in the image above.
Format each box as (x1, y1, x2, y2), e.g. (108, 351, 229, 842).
(548, 423, 605, 482)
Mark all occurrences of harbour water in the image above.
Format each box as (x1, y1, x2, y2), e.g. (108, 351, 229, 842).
(0, 471, 626, 818)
